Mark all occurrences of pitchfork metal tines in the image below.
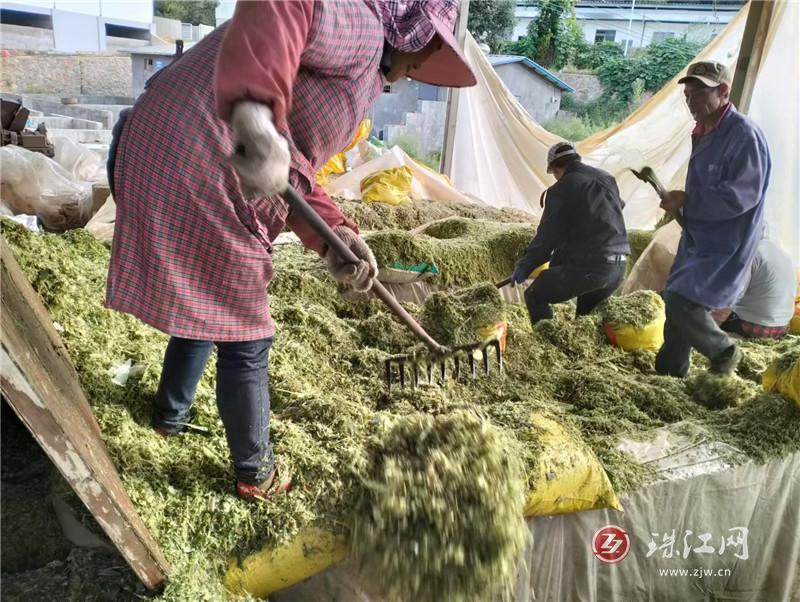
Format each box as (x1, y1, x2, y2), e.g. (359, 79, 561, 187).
(384, 339, 503, 390)
(281, 184, 505, 391)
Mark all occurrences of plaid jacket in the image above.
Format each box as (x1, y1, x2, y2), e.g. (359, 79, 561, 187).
(106, 1, 385, 341)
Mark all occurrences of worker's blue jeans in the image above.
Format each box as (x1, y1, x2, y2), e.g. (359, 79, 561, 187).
(152, 336, 274, 486)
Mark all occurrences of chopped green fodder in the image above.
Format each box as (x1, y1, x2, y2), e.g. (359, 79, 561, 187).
(627, 229, 655, 268)
(351, 411, 527, 602)
(336, 197, 535, 231)
(365, 218, 535, 287)
(774, 342, 800, 372)
(599, 290, 664, 329)
(710, 393, 800, 461)
(3, 217, 799, 601)
(688, 373, 759, 409)
(420, 282, 504, 346)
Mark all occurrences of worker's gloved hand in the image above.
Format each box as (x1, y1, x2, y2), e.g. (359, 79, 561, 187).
(325, 226, 378, 293)
(511, 264, 530, 286)
(230, 101, 290, 199)
(660, 190, 687, 214)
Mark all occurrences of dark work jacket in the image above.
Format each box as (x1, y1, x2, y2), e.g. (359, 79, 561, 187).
(515, 162, 630, 274)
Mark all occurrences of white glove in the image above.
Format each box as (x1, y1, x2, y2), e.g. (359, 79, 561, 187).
(230, 101, 290, 199)
(325, 226, 378, 293)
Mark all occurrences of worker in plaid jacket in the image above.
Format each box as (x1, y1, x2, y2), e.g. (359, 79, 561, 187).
(105, 0, 476, 502)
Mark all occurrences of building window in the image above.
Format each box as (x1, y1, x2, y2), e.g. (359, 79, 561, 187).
(652, 31, 676, 43)
(594, 29, 616, 43)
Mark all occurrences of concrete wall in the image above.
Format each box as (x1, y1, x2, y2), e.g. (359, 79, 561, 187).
(495, 63, 562, 123)
(131, 54, 174, 98)
(0, 23, 54, 50)
(0, 51, 132, 96)
(555, 71, 603, 102)
(2, 93, 128, 128)
(384, 99, 447, 156)
(370, 79, 447, 141)
(3, 0, 153, 24)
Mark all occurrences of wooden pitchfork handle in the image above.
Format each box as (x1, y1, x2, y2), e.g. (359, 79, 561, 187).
(281, 185, 448, 355)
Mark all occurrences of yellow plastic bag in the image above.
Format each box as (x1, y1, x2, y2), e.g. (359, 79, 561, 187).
(522, 413, 621, 517)
(763, 355, 800, 406)
(360, 166, 413, 206)
(477, 320, 508, 352)
(604, 295, 666, 352)
(789, 297, 800, 335)
(224, 412, 620, 598)
(315, 119, 372, 186)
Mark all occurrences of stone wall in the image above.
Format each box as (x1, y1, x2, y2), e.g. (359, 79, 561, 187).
(0, 51, 132, 97)
(555, 71, 603, 103)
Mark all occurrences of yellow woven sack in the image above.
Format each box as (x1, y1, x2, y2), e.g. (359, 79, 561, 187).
(763, 355, 800, 406)
(360, 166, 413, 206)
(789, 297, 800, 335)
(224, 412, 620, 598)
(522, 413, 621, 517)
(604, 294, 666, 352)
(315, 119, 372, 186)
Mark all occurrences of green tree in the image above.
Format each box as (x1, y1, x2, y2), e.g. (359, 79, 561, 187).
(501, 0, 581, 69)
(597, 36, 702, 102)
(154, 0, 219, 27)
(572, 40, 624, 70)
(467, 0, 516, 53)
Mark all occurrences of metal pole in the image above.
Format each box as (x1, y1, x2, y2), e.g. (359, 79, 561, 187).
(626, 0, 635, 56)
(439, 0, 470, 179)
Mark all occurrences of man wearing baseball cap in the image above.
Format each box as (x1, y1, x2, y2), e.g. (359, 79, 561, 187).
(511, 142, 630, 325)
(656, 60, 772, 378)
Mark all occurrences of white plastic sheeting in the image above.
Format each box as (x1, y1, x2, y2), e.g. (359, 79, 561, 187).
(273, 453, 800, 601)
(449, 2, 798, 260)
(450, 13, 746, 225)
(747, 1, 800, 262)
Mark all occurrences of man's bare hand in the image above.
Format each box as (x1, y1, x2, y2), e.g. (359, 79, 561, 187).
(661, 190, 687, 213)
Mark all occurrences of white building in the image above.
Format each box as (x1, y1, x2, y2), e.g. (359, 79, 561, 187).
(0, 0, 154, 51)
(512, 0, 746, 53)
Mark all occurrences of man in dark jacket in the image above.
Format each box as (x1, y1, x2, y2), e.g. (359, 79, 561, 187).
(511, 142, 630, 325)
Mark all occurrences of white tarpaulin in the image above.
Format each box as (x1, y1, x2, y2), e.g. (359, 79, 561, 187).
(450, 1, 799, 260)
(273, 453, 800, 602)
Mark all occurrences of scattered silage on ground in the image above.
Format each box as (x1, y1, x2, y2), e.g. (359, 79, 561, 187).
(2, 217, 799, 602)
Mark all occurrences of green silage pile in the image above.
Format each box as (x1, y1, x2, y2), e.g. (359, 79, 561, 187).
(600, 290, 664, 328)
(336, 197, 535, 231)
(3, 217, 800, 602)
(366, 217, 535, 287)
(420, 283, 504, 346)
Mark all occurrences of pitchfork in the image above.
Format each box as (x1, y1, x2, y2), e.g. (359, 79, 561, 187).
(282, 185, 504, 390)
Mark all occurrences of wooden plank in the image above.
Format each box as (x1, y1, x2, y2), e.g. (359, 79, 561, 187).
(439, 0, 470, 178)
(0, 239, 169, 590)
(730, 0, 775, 113)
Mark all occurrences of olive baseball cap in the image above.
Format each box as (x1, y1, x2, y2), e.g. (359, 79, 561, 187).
(678, 61, 732, 87)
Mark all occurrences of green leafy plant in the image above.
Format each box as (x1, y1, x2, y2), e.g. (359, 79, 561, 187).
(467, 0, 517, 53)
